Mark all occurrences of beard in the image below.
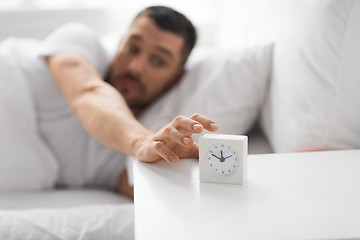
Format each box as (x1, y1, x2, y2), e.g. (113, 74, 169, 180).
(111, 72, 151, 110)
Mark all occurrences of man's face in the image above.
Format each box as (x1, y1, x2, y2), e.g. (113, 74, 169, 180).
(107, 16, 184, 109)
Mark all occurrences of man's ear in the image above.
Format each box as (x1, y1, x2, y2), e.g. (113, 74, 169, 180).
(167, 67, 186, 90)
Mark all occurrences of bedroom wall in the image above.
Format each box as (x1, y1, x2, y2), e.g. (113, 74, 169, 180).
(0, 7, 116, 41)
(0, 0, 219, 44)
(0, 0, 278, 47)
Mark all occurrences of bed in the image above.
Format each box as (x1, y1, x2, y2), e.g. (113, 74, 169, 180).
(1, 1, 360, 239)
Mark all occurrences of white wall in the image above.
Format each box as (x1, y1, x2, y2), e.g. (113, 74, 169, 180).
(0, 7, 114, 41)
(0, 0, 220, 43)
(0, 0, 287, 47)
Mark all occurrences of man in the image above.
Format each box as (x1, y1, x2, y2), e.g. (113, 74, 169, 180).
(36, 6, 218, 197)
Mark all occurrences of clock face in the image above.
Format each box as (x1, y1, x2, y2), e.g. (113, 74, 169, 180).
(206, 143, 239, 176)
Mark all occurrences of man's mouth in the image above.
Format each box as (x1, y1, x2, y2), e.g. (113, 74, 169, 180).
(119, 76, 141, 94)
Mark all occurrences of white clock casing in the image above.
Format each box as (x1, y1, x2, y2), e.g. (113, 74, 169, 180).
(199, 134, 248, 184)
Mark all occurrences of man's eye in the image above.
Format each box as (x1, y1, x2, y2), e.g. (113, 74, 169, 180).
(150, 56, 165, 67)
(128, 45, 140, 55)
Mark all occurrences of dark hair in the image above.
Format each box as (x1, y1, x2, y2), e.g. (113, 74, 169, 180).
(133, 6, 197, 65)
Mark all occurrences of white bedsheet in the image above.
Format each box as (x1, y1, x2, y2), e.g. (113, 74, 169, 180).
(0, 37, 58, 190)
(0, 189, 132, 210)
(0, 204, 134, 240)
(0, 38, 134, 239)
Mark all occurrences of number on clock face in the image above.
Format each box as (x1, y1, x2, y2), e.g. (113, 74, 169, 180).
(207, 143, 239, 175)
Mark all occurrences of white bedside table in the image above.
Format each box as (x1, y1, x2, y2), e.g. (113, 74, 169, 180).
(133, 150, 360, 240)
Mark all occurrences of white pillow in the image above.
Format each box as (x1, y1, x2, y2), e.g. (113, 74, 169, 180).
(260, 0, 360, 152)
(139, 44, 273, 142)
(0, 38, 58, 190)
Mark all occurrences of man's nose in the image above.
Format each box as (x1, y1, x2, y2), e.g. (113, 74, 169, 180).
(128, 55, 146, 76)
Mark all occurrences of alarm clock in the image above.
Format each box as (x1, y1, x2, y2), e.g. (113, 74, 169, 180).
(199, 134, 248, 184)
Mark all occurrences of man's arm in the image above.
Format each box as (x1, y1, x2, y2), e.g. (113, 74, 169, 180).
(46, 53, 218, 163)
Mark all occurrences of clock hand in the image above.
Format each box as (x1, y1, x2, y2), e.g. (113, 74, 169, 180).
(219, 151, 226, 162)
(211, 154, 221, 160)
(224, 155, 233, 159)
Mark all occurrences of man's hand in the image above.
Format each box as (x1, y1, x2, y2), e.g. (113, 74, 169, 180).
(134, 113, 218, 163)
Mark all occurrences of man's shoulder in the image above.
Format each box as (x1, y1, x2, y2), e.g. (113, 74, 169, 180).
(42, 22, 110, 77)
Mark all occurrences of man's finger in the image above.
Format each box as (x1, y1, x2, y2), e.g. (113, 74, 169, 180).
(190, 113, 218, 132)
(172, 114, 217, 134)
(157, 125, 192, 146)
(153, 141, 179, 163)
(172, 115, 203, 133)
(177, 143, 200, 159)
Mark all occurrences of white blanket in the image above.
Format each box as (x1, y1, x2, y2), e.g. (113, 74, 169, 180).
(0, 38, 58, 190)
(0, 204, 134, 240)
